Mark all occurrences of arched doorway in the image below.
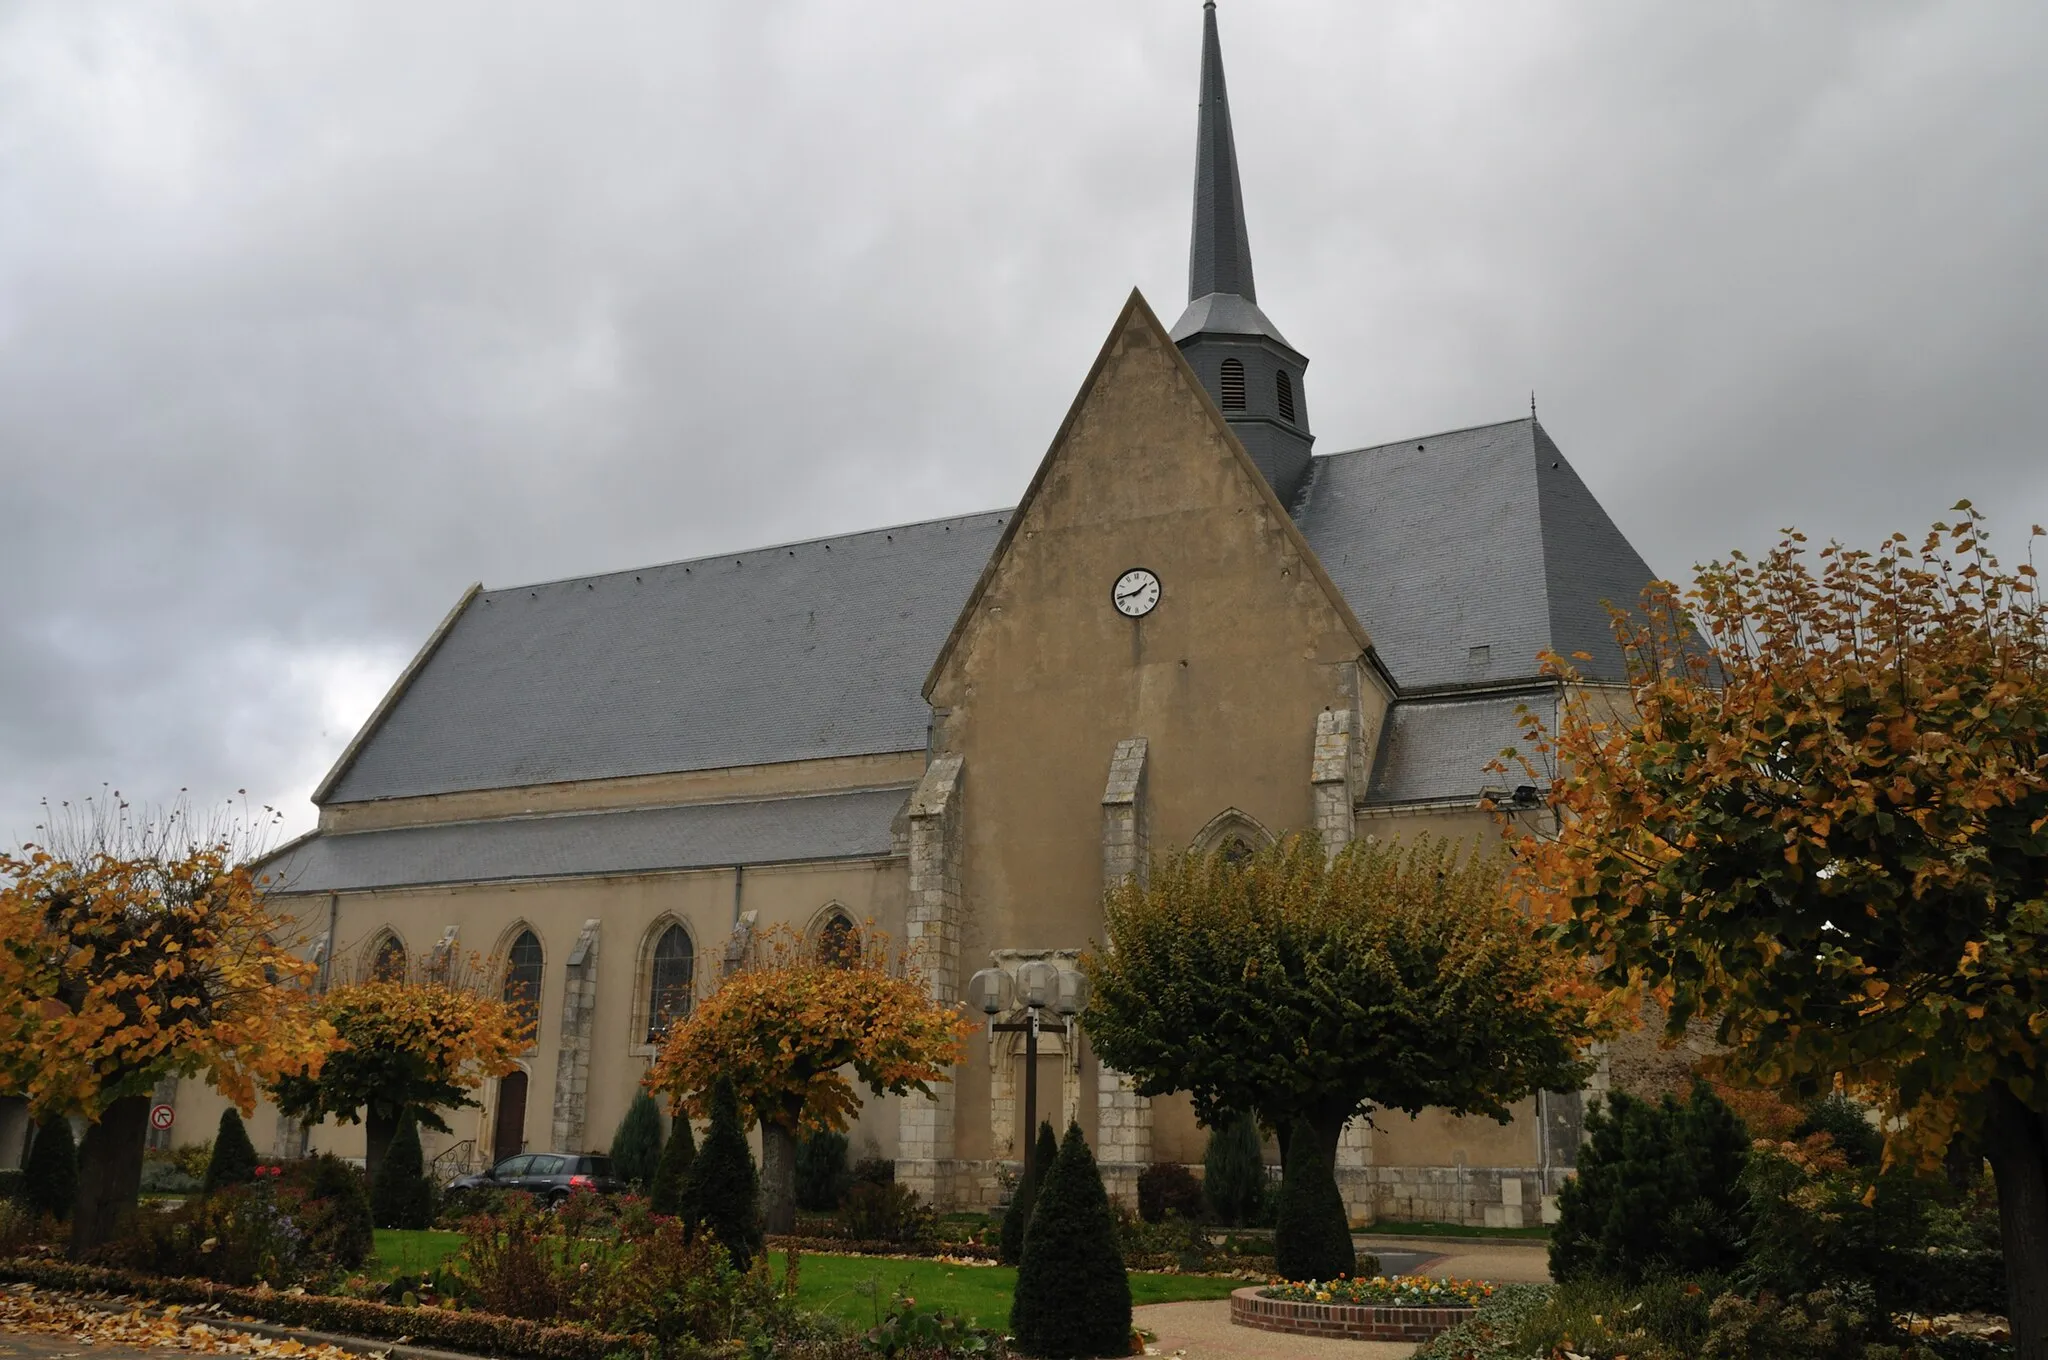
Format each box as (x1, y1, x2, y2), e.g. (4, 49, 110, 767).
(492, 1071, 528, 1162)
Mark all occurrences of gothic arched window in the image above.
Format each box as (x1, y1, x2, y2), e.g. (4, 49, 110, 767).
(1219, 358, 1247, 411)
(818, 911, 857, 969)
(369, 934, 406, 982)
(503, 930, 543, 1039)
(646, 925, 695, 1042)
(1220, 836, 1256, 866)
(1275, 369, 1296, 422)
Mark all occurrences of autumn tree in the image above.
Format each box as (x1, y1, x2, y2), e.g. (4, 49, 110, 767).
(1085, 833, 1605, 1280)
(648, 924, 972, 1233)
(0, 797, 333, 1255)
(269, 948, 528, 1185)
(1507, 509, 2048, 1356)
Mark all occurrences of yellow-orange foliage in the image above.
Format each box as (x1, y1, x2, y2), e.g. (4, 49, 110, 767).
(269, 955, 530, 1136)
(0, 841, 331, 1118)
(647, 925, 971, 1133)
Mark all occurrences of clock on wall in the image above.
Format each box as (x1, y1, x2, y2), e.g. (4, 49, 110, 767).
(1112, 568, 1161, 618)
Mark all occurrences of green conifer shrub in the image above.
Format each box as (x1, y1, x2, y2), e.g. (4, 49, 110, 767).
(1202, 1112, 1267, 1227)
(203, 1109, 259, 1195)
(1010, 1123, 1132, 1358)
(608, 1091, 664, 1190)
(1549, 1082, 1750, 1286)
(369, 1109, 435, 1230)
(677, 1083, 761, 1266)
(794, 1128, 850, 1212)
(1000, 1121, 1058, 1266)
(649, 1108, 696, 1215)
(1273, 1123, 1354, 1282)
(23, 1118, 78, 1221)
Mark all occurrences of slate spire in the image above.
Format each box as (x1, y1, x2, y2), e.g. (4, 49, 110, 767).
(1171, 2, 1315, 504)
(1190, 0, 1255, 305)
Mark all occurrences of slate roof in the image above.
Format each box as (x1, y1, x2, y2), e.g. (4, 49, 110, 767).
(1364, 688, 1556, 806)
(1293, 418, 1657, 691)
(324, 513, 1010, 803)
(263, 787, 908, 895)
(320, 418, 1651, 808)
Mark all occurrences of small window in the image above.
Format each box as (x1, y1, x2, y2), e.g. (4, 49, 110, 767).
(1220, 836, 1255, 866)
(1275, 370, 1296, 422)
(1219, 358, 1246, 411)
(503, 930, 543, 1037)
(647, 925, 696, 1042)
(370, 935, 406, 982)
(818, 912, 858, 969)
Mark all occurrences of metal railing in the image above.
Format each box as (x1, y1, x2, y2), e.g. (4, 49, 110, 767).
(430, 1138, 480, 1182)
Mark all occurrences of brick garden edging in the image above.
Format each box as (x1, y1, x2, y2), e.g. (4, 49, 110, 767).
(1229, 1286, 1474, 1344)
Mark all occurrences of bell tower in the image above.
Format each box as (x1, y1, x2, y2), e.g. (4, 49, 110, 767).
(1170, 1, 1314, 504)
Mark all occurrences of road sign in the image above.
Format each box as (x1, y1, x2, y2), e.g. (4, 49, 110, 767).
(148, 1103, 175, 1131)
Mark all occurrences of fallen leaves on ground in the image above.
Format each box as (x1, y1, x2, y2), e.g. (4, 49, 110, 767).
(0, 1285, 367, 1359)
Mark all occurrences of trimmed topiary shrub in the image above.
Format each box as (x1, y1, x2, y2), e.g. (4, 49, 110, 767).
(23, 1117, 77, 1221)
(1550, 1082, 1750, 1287)
(286, 1153, 375, 1270)
(1000, 1121, 1058, 1266)
(203, 1108, 258, 1195)
(678, 1082, 761, 1267)
(370, 1109, 435, 1230)
(1273, 1123, 1354, 1283)
(650, 1108, 696, 1216)
(794, 1128, 850, 1212)
(608, 1091, 664, 1190)
(1010, 1122, 1132, 1359)
(1136, 1161, 1205, 1224)
(1202, 1112, 1266, 1227)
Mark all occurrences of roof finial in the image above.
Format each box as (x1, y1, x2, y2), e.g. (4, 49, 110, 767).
(1530, 390, 1537, 420)
(1189, 0, 1254, 303)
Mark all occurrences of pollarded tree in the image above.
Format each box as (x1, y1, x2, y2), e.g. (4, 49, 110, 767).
(1085, 833, 1606, 1280)
(0, 798, 333, 1255)
(269, 948, 528, 1185)
(647, 924, 972, 1233)
(1507, 508, 2048, 1356)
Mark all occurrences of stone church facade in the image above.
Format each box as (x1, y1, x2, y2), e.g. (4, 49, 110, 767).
(162, 4, 1656, 1229)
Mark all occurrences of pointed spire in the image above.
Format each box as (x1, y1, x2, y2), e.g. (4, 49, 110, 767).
(1189, 0, 1255, 305)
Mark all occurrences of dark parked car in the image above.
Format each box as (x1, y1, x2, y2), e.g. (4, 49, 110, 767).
(446, 1152, 624, 1204)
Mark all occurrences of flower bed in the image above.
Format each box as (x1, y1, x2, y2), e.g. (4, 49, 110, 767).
(1232, 1276, 1490, 1344)
(1262, 1275, 1494, 1308)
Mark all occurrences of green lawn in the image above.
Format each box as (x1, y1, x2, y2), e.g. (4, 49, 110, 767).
(1359, 1219, 1552, 1241)
(778, 1253, 1240, 1329)
(369, 1228, 466, 1281)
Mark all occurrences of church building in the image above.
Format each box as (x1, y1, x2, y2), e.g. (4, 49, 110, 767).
(177, 3, 1658, 1228)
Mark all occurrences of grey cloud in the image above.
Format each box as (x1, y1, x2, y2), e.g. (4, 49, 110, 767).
(3, 0, 2044, 840)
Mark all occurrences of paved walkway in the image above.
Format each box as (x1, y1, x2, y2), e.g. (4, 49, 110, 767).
(1139, 1238, 1550, 1358)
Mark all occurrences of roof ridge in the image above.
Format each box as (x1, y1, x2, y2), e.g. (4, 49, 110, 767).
(1314, 414, 1534, 460)
(487, 506, 1016, 595)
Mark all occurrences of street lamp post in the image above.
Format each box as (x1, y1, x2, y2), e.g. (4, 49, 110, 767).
(967, 959, 1090, 1187)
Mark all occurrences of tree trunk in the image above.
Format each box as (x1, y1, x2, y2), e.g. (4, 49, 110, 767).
(365, 1108, 398, 1189)
(1986, 1081, 2048, 1360)
(70, 1094, 149, 1259)
(760, 1119, 798, 1235)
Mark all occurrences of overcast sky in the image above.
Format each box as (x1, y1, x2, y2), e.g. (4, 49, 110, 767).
(4, 1, 2045, 844)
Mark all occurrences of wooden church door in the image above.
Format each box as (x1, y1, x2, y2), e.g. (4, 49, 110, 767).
(492, 1071, 528, 1161)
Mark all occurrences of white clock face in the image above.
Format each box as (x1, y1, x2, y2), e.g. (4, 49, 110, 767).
(1112, 568, 1161, 618)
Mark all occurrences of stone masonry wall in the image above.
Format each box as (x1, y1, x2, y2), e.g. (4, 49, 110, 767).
(899, 756, 964, 1204)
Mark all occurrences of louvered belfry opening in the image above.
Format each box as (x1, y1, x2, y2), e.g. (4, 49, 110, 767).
(1275, 369, 1296, 423)
(1219, 357, 1247, 410)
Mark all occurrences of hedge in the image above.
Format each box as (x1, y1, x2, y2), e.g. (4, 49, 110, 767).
(0, 1258, 701, 1360)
